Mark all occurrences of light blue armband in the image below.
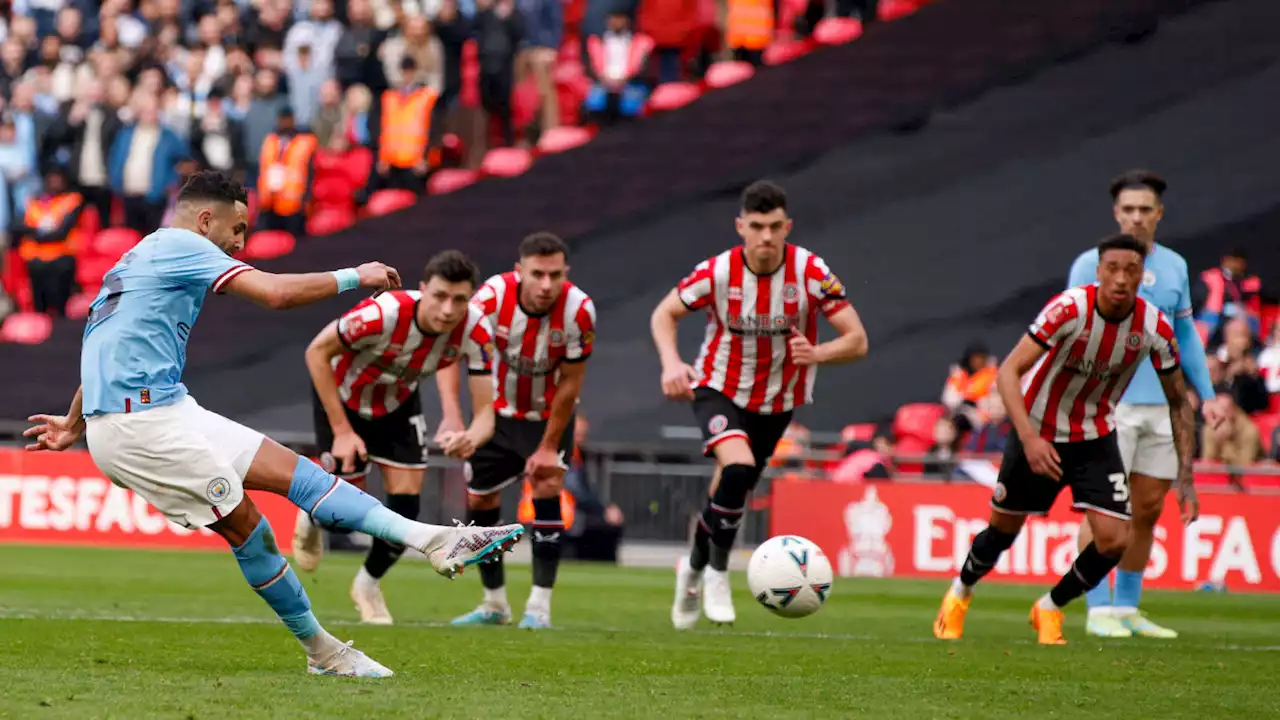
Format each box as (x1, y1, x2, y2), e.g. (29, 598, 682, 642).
(331, 268, 360, 293)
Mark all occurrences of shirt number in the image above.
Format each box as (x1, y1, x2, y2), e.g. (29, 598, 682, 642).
(86, 270, 125, 326)
(1108, 472, 1130, 503)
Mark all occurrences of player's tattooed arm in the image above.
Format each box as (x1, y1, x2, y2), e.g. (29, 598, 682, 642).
(1159, 368, 1200, 524)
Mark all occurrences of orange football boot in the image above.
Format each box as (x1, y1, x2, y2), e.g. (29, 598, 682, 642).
(933, 589, 971, 640)
(1029, 602, 1068, 645)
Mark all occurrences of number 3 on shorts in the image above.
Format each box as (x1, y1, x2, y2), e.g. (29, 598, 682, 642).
(1108, 472, 1129, 503)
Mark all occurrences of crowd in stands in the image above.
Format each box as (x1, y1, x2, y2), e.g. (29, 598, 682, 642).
(0, 0, 924, 335)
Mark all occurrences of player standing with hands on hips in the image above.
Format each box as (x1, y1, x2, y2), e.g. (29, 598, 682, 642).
(1067, 171, 1222, 639)
(24, 172, 525, 678)
(934, 234, 1199, 645)
(650, 180, 868, 629)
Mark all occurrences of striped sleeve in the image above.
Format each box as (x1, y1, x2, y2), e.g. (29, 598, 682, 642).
(471, 275, 503, 316)
(565, 293, 596, 363)
(464, 312, 496, 375)
(805, 253, 851, 317)
(337, 297, 389, 351)
(677, 260, 714, 311)
(1028, 291, 1080, 349)
(1148, 309, 1181, 374)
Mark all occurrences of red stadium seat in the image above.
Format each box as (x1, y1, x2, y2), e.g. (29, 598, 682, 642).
(76, 254, 117, 291)
(481, 147, 534, 178)
(364, 189, 418, 217)
(460, 40, 480, 108)
(306, 206, 356, 236)
(66, 291, 95, 320)
(537, 125, 593, 154)
(647, 82, 702, 113)
(76, 205, 101, 248)
(1, 311, 53, 344)
(704, 60, 756, 89)
(428, 169, 480, 195)
(893, 402, 947, 442)
(345, 147, 374, 188)
(243, 230, 296, 261)
(841, 423, 877, 443)
(879, 0, 920, 21)
(764, 38, 815, 66)
(92, 228, 142, 260)
(813, 17, 863, 45)
(2, 248, 33, 312)
(1261, 303, 1278, 341)
(1255, 413, 1280, 455)
(1271, 393, 1280, 413)
(311, 175, 352, 206)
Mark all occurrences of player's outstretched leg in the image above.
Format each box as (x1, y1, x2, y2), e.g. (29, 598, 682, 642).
(1030, 511, 1129, 645)
(935, 513, 1021, 640)
(274, 452, 524, 577)
(1113, 473, 1177, 638)
(520, 495, 565, 629)
(214, 499, 392, 677)
(687, 461, 756, 626)
(350, 493, 420, 625)
(452, 502, 514, 625)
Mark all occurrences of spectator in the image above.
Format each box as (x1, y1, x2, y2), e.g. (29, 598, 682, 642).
(310, 79, 345, 148)
(381, 14, 444, 97)
(583, 10, 652, 124)
(1201, 391, 1261, 470)
(1196, 249, 1263, 344)
(0, 114, 40, 231)
(368, 57, 436, 194)
(284, 0, 344, 81)
(941, 342, 996, 434)
(190, 90, 246, 179)
(108, 93, 189, 235)
(9, 81, 53, 194)
(284, 43, 328, 129)
(1216, 317, 1270, 415)
(639, 0, 697, 83)
(964, 392, 1011, 453)
(923, 416, 960, 479)
(725, 0, 773, 66)
(334, 0, 390, 91)
(516, 0, 561, 134)
(832, 423, 895, 482)
(562, 416, 625, 563)
(241, 68, 288, 185)
(52, 77, 120, 226)
(14, 166, 84, 316)
(1257, 321, 1280, 397)
(475, 0, 523, 148)
(432, 0, 472, 112)
(342, 83, 374, 146)
(256, 107, 316, 238)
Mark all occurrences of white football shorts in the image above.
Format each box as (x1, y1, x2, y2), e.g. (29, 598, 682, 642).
(1114, 403, 1178, 482)
(85, 395, 266, 528)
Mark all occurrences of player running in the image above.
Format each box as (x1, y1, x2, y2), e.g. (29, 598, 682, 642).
(650, 180, 868, 629)
(933, 234, 1199, 646)
(1067, 170, 1221, 639)
(22, 172, 524, 678)
(293, 250, 500, 625)
(437, 232, 596, 630)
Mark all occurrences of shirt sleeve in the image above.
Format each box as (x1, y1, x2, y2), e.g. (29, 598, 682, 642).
(806, 254, 851, 318)
(1175, 260, 1195, 319)
(471, 277, 501, 316)
(465, 315, 496, 375)
(1149, 311, 1181, 374)
(1028, 293, 1080, 349)
(676, 261, 714, 311)
(336, 298, 387, 351)
(156, 231, 253, 292)
(564, 296, 596, 363)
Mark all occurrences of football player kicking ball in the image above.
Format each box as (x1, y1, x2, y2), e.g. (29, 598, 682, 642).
(437, 232, 596, 630)
(23, 172, 524, 678)
(934, 234, 1199, 645)
(294, 250, 501, 625)
(650, 180, 868, 629)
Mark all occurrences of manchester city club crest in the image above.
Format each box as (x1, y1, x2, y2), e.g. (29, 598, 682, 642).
(206, 477, 231, 503)
(1143, 270, 1157, 288)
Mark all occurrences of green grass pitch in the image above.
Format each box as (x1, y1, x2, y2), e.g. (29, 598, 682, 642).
(1, 545, 1278, 719)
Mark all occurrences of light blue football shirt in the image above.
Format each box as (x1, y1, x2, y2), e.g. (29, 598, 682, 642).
(1067, 243, 1209, 405)
(80, 228, 249, 416)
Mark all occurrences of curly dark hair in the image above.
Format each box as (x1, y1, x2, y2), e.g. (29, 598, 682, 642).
(422, 250, 480, 288)
(177, 170, 248, 205)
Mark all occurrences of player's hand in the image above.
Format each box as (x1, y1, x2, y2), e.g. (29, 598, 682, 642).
(1176, 472, 1200, 525)
(355, 262, 401, 292)
(23, 414, 84, 452)
(331, 429, 368, 474)
(433, 415, 466, 444)
(525, 446, 567, 480)
(660, 362, 697, 401)
(1022, 435, 1063, 481)
(1201, 396, 1228, 430)
(788, 328, 826, 366)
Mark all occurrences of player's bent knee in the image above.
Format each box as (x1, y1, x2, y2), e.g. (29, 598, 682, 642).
(711, 437, 755, 469)
(530, 473, 564, 498)
(381, 467, 425, 496)
(1092, 523, 1131, 558)
(467, 489, 502, 511)
(988, 509, 1026, 535)
(209, 496, 264, 547)
(243, 437, 303, 495)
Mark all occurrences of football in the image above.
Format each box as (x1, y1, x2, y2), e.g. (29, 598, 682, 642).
(747, 535, 834, 619)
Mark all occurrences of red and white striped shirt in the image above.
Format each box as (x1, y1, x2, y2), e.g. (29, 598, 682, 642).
(677, 244, 851, 414)
(471, 272, 596, 421)
(333, 290, 495, 419)
(1024, 285, 1180, 443)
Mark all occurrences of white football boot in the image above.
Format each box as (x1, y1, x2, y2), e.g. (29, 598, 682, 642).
(292, 509, 324, 572)
(703, 567, 736, 625)
(307, 641, 394, 678)
(671, 556, 703, 630)
(350, 572, 394, 625)
(420, 522, 525, 579)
